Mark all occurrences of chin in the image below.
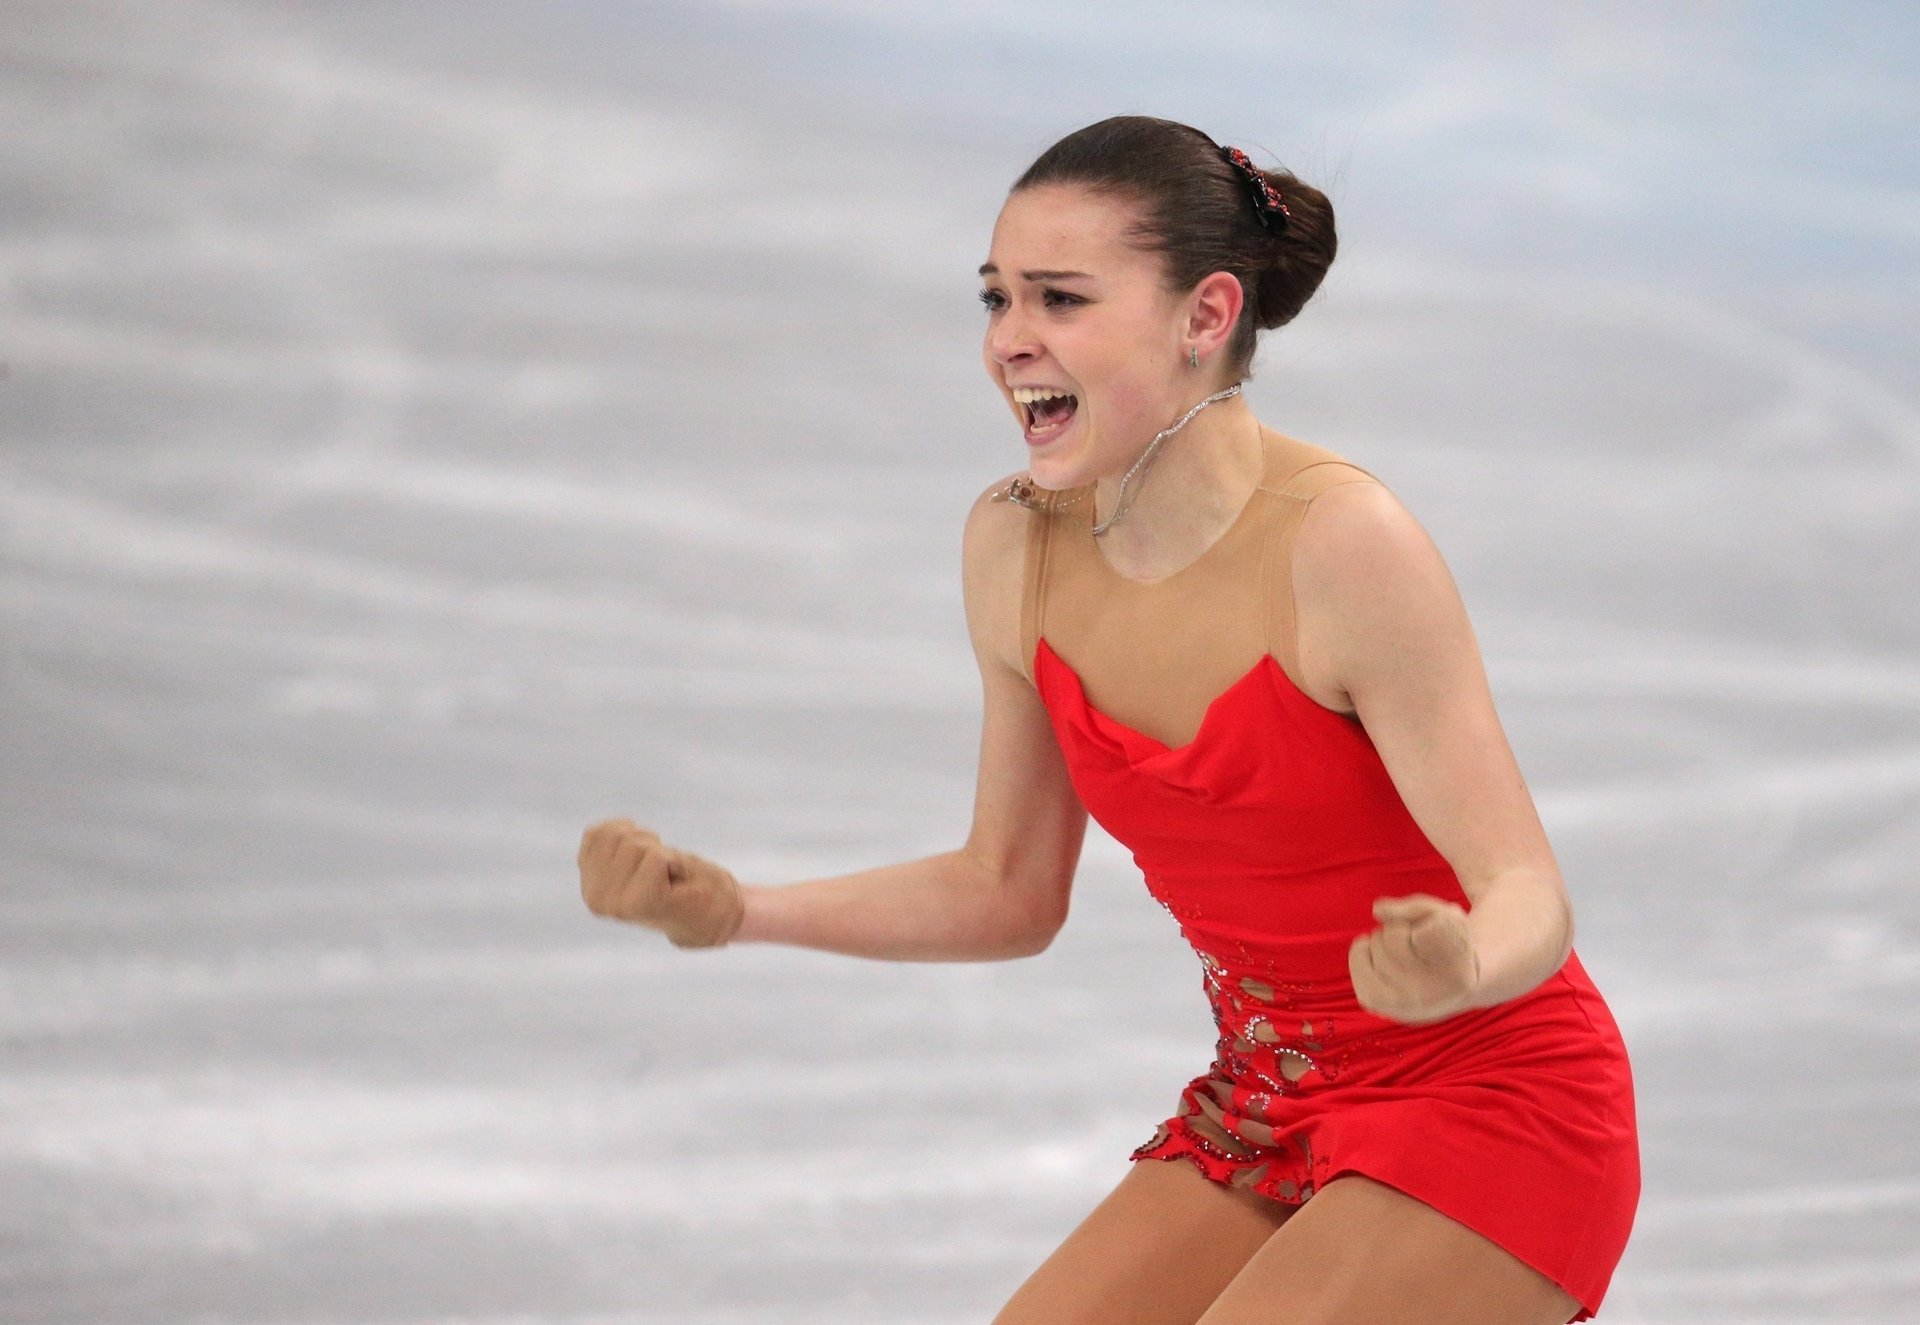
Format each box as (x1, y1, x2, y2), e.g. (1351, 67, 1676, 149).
(1020, 411, 1101, 490)
(1021, 452, 1069, 488)
(1029, 461, 1094, 494)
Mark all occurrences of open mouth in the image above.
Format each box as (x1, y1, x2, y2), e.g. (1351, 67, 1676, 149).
(1013, 387, 1079, 441)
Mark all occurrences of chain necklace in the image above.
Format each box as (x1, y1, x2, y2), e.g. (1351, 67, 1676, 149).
(990, 383, 1244, 536)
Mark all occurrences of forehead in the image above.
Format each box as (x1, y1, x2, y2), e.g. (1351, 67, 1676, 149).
(984, 183, 1157, 278)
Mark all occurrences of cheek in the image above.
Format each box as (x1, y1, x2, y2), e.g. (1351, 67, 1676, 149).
(1099, 377, 1156, 419)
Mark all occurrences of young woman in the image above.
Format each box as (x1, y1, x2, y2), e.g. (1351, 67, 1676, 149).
(578, 115, 1641, 1324)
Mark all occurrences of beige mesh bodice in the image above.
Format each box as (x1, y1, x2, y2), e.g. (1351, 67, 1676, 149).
(1019, 427, 1383, 749)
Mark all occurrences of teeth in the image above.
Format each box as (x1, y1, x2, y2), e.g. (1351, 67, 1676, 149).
(1011, 386, 1075, 404)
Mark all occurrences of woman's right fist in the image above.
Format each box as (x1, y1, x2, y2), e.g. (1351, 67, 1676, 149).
(577, 818, 745, 949)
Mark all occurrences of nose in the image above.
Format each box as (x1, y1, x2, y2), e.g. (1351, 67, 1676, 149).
(985, 302, 1039, 367)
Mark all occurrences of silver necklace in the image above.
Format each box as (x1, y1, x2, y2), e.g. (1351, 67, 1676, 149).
(991, 383, 1243, 536)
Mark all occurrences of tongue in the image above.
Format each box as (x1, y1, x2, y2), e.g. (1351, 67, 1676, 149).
(1031, 395, 1077, 427)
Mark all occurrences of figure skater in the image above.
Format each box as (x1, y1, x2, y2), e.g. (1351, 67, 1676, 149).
(578, 114, 1640, 1324)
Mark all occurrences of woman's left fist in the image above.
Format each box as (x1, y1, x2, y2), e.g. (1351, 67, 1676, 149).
(1348, 894, 1481, 1025)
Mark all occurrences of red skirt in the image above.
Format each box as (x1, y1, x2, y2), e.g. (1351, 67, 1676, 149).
(1128, 929, 1640, 1321)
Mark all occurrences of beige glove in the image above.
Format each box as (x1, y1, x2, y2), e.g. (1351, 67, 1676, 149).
(578, 818, 745, 949)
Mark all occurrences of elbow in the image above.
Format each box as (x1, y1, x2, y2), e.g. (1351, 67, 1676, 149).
(1012, 910, 1066, 958)
(962, 843, 1071, 960)
(1001, 881, 1068, 958)
(1017, 863, 1074, 957)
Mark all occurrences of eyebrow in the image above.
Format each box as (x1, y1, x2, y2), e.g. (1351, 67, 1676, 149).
(977, 264, 1096, 281)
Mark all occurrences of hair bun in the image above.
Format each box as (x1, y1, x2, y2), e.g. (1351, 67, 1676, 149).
(1250, 168, 1335, 331)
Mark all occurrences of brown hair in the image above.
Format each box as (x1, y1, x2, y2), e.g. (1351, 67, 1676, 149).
(1011, 116, 1336, 380)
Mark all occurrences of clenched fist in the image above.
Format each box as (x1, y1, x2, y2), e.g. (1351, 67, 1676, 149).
(578, 818, 745, 949)
(1348, 893, 1481, 1025)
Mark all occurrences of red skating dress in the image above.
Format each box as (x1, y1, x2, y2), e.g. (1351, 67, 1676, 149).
(1017, 429, 1640, 1321)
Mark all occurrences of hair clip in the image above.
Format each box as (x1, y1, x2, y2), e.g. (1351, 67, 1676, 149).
(1219, 145, 1291, 234)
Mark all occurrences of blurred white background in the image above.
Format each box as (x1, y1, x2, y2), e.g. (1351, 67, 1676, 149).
(3, 2, 1916, 1321)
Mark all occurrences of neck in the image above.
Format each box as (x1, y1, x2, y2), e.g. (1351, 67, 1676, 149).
(1090, 388, 1264, 573)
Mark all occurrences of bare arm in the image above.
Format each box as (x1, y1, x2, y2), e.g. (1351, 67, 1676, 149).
(1297, 480, 1574, 1018)
(730, 477, 1089, 961)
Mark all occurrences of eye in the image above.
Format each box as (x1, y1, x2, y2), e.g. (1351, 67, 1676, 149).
(977, 288, 1006, 312)
(1041, 288, 1085, 308)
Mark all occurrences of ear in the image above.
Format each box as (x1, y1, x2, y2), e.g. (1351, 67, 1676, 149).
(1184, 271, 1244, 357)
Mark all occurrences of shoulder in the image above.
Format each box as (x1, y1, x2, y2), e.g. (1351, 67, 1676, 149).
(1257, 431, 1426, 582)
(963, 471, 1035, 556)
(961, 471, 1040, 678)
(1292, 473, 1471, 673)
(962, 471, 1038, 597)
(1295, 475, 1436, 580)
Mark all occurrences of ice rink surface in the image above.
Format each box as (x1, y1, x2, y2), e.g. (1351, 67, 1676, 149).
(3, 2, 1917, 1321)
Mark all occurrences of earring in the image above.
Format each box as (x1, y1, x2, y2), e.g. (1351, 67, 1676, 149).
(1189, 346, 1200, 369)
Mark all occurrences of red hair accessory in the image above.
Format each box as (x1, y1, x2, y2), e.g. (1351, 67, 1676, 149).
(1219, 145, 1291, 234)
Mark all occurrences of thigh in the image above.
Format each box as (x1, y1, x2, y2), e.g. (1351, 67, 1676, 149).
(992, 1156, 1302, 1325)
(1196, 1174, 1583, 1325)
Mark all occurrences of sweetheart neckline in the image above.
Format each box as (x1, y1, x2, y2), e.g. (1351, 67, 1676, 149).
(1034, 635, 1353, 759)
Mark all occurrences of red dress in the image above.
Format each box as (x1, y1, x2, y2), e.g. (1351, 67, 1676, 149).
(1017, 431, 1640, 1320)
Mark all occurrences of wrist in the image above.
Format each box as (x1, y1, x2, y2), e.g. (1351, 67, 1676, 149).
(1460, 874, 1570, 1008)
(667, 862, 747, 950)
(714, 874, 746, 946)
